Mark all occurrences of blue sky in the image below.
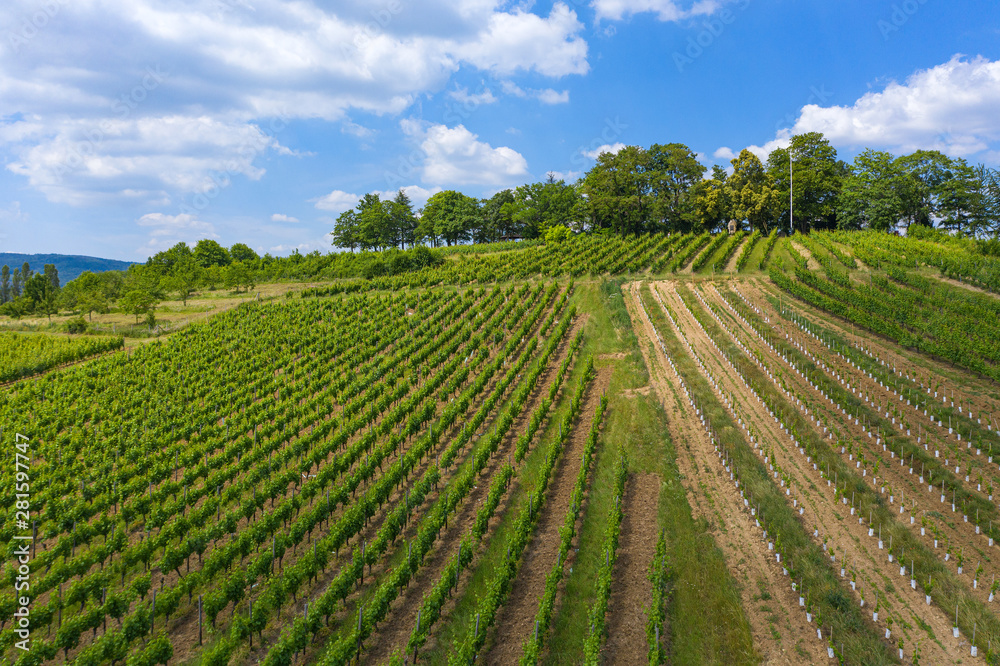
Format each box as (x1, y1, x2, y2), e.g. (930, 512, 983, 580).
(1, 0, 998, 261)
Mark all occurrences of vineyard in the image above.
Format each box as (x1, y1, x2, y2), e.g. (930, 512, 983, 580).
(0, 333, 123, 384)
(3, 229, 1000, 664)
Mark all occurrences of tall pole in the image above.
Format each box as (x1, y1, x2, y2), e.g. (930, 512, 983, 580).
(789, 148, 794, 233)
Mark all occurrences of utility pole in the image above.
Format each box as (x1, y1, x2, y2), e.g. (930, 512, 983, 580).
(789, 147, 794, 233)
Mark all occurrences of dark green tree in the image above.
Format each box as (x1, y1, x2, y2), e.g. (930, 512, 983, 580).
(727, 149, 781, 234)
(581, 146, 653, 234)
(691, 165, 732, 232)
(0, 265, 9, 304)
(767, 132, 843, 233)
(507, 176, 582, 238)
(193, 239, 231, 267)
(837, 149, 908, 231)
(43, 263, 60, 291)
(479, 189, 516, 242)
(229, 243, 259, 263)
(388, 189, 418, 248)
(647, 142, 706, 230)
(225, 262, 255, 293)
(73, 271, 109, 321)
(120, 289, 158, 324)
(356, 193, 392, 250)
(332, 209, 360, 252)
(23, 274, 57, 320)
(421, 190, 480, 246)
(161, 257, 202, 306)
(147, 242, 193, 271)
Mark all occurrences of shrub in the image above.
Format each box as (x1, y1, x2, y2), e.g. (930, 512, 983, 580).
(66, 316, 88, 334)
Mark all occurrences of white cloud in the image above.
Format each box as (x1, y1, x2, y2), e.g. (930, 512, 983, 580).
(0, 0, 589, 206)
(448, 86, 498, 105)
(546, 170, 583, 182)
(271, 213, 300, 223)
(406, 122, 529, 186)
(4, 114, 291, 205)
(456, 3, 589, 77)
(582, 142, 626, 159)
(713, 146, 736, 161)
(135, 211, 217, 254)
(0, 201, 28, 225)
(313, 184, 443, 213)
(500, 80, 570, 104)
(737, 130, 792, 163)
(734, 56, 1000, 165)
(536, 88, 570, 104)
(341, 120, 375, 139)
(375, 185, 443, 211)
(789, 55, 1000, 160)
(313, 189, 361, 213)
(592, 0, 726, 22)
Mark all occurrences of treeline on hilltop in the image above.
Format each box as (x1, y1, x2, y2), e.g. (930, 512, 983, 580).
(4, 131, 1000, 331)
(334, 132, 1000, 249)
(0, 239, 447, 329)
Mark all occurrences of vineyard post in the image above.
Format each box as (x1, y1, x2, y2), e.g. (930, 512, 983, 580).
(356, 602, 363, 663)
(198, 595, 203, 645)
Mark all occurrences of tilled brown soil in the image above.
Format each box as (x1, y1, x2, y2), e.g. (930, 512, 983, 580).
(724, 236, 751, 274)
(602, 472, 660, 666)
(747, 278, 1000, 410)
(482, 366, 612, 666)
(710, 282, 1000, 629)
(361, 316, 590, 665)
(665, 281, 970, 664)
(624, 282, 826, 665)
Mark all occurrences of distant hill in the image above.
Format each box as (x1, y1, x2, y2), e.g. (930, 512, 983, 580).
(0, 253, 136, 284)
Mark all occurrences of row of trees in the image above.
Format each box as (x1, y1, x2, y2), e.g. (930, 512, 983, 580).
(332, 183, 580, 251)
(332, 133, 1000, 246)
(0, 245, 260, 326)
(0, 262, 61, 318)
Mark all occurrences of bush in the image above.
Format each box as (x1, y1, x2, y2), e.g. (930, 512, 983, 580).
(545, 225, 571, 243)
(65, 316, 88, 334)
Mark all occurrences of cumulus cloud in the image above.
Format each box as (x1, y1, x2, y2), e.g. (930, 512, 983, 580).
(582, 142, 626, 159)
(313, 184, 443, 214)
(546, 169, 583, 182)
(3, 113, 291, 206)
(0, 0, 589, 206)
(407, 122, 529, 186)
(377, 184, 443, 211)
(135, 211, 217, 254)
(713, 146, 736, 161)
(790, 55, 1000, 160)
(732, 56, 1000, 165)
(271, 213, 300, 223)
(592, 0, 726, 22)
(448, 86, 498, 105)
(456, 4, 588, 77)
(499, 80, 570, 104)
(313, 189, 361, 213)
